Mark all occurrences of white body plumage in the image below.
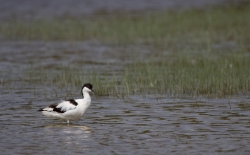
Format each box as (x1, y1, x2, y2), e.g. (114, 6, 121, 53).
(39, 83, 94, 124)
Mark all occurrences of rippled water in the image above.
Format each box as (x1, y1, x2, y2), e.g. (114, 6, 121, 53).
(0, 42, 250, 155)
(1, 0, 250, 153)
(1, 87, 250, 154)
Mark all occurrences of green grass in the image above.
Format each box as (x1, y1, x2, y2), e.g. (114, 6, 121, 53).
(124, 54, 250, 97)
(0, 4, 249, 49)
(1, 4, 250, 98)
(14, 53, 249, 98)
(21, 65, 119, 97)
(1, 53, 249, 98)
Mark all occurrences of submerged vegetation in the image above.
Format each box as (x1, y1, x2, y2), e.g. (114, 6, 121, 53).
(5, 54, 248, 98)
(125, 55, 250, 97)
(0, 4, 250, 98)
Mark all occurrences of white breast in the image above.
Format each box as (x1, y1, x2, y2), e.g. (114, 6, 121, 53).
(62, 99, 91, 120)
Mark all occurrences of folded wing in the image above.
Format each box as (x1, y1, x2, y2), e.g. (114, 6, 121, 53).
(40, 100, 78, 113)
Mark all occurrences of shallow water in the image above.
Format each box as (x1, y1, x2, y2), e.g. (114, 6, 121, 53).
(1, 88, 250, 155)
(1, 42, 250, 154)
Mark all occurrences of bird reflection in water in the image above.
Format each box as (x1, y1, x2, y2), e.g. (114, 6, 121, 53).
(42, 124, 92, 148)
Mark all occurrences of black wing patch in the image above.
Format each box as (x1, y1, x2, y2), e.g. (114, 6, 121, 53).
(67, 99, 78, 106)
(50, 103, 65, 113)
(38, 100, 77, 113)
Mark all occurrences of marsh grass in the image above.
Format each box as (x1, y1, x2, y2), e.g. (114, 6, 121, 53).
(124, 54, 250, 97)
(0, 4, 249, 49)
(22, 65, 120, 97)
(16, 53, 250, 98)
(1, 4, 249, 98)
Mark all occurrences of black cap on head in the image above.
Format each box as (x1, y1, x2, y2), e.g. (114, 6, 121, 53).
(81, 83, 94, 96)
(82, 83, 93, 91)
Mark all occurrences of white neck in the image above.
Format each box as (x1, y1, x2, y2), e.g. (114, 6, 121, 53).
(82, 91, 91, 103)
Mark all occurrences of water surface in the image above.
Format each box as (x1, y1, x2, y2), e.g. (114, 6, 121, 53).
(0, 31, 249, 155)
(1, 89, 250, 154)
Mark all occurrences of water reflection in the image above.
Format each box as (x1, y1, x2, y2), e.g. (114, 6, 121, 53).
(43, 124, 92, 140)
(41, 124, 92, 152)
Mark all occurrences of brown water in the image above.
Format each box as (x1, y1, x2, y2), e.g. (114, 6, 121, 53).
(1, 41, 250, 154)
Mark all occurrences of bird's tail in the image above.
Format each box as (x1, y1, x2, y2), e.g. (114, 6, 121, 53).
(38, 108, 44, 112)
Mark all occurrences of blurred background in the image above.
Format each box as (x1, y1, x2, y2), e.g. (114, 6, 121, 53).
(0, 0, 247, 20)
(1, 0, 250, 155)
